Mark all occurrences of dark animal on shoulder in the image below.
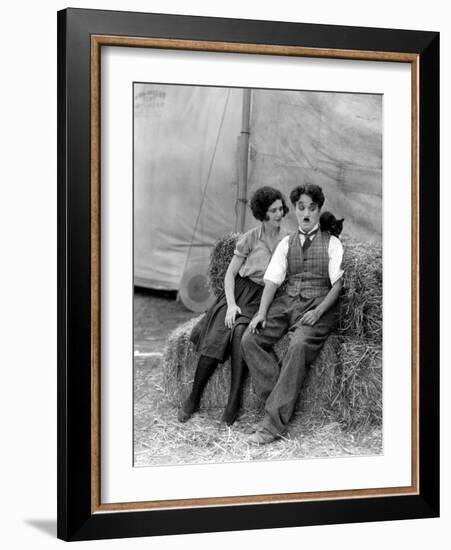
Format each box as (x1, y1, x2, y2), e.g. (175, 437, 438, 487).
(319, 211, 345, 237)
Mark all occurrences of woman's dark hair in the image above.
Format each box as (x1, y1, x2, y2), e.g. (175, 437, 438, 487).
(289, 183, 325, 209)
(250, 186, 289, 221)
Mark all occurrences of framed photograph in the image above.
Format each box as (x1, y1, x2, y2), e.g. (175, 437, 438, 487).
(57, 8, 439, 541)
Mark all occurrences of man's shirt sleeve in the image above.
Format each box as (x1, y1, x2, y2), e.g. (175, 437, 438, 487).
(263, 236, 290, 286)
(328, 236, 344, 286)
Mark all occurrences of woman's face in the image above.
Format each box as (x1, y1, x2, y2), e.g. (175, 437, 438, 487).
(295, 193, 321, 233)
(265, 199, 284, 227)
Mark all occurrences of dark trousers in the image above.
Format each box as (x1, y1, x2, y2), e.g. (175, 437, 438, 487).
(241, 293, 338, 435)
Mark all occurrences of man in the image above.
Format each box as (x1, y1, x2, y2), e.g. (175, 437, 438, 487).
(241, 183, 344, 445)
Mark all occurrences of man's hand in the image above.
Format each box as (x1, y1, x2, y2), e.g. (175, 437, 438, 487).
(225, 304, 242, 329)
(301, 307, 321, 326)
(248, 312, 266, 334)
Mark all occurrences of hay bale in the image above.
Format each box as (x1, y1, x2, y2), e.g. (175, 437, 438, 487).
(298, 337, 382, 428)
(162, 319, 382, 428)
(338, 235, 382, 342)
(329, 339, 383, 427)
(207, 232, 241, 297)
(162, 233, 382, 428)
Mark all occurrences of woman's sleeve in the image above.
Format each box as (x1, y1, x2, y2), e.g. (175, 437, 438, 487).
(233, 231, 253, 258)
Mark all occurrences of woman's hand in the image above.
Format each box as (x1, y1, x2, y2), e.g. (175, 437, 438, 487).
(300, 307, 321, 326)
(248, 313, 266, 334)
(225, 304, 242, 329)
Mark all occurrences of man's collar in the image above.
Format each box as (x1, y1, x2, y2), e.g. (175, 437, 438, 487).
(298, 223, 319, 236)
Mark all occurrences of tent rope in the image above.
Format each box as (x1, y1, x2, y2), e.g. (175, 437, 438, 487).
(181, 89, 231, 278)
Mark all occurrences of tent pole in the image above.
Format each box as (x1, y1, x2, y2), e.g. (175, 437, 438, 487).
(235, 89, 251, 232)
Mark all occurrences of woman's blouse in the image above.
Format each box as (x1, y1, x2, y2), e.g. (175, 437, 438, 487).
(233, 224, 287, 285)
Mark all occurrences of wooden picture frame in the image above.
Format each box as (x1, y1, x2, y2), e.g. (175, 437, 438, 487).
(57, 7, 439, 541)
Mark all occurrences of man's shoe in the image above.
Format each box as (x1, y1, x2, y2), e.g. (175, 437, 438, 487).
(248, 428, 277, 445)
(242, 420, 269, 435)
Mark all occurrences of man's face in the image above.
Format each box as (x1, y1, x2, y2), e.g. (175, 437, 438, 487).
(295, 193, 321, 233)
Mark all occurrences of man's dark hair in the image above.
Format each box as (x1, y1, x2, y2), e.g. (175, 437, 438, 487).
(250, 186, 289, 221)
(290, 183, 325, 209)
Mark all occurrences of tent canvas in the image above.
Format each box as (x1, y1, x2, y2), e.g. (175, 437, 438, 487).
(134, 83, 382, 299)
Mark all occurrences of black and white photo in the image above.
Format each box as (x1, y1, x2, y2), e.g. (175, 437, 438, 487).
(133, 83, 383, 466)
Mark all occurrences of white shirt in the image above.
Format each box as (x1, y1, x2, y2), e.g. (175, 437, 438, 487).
(264, 225, 344, 287)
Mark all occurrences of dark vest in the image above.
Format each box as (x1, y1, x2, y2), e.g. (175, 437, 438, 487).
(286, 230, 331, 298)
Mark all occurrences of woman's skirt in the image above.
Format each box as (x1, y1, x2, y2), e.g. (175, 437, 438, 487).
(190, 275, 263, 362)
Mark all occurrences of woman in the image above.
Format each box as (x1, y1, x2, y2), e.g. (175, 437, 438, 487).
(178, 186, 289, 426)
